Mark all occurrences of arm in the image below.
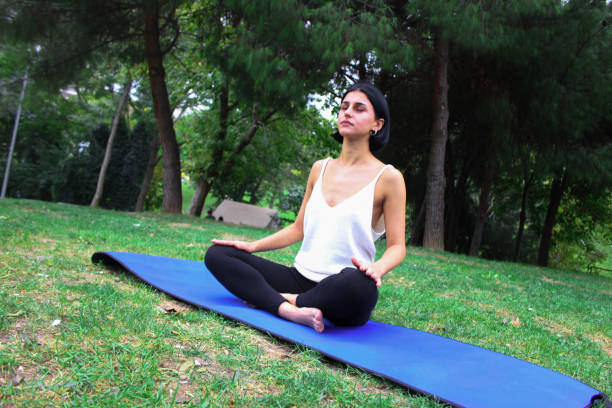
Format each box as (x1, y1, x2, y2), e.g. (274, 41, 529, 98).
(211, 160, 326, 253)
(352, 167, 406, 286)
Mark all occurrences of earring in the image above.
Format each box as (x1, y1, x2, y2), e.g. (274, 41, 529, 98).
(370, 130, 377, 137)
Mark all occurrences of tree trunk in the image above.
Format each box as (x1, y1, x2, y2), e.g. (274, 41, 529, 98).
(144, 4, 182, 213)
(188, 98, 276, 217)
(134, 135, 161, 212)
(248, 175, 265, 204)
(188, 82, 231, 216)
(468, 143, 496, 256)
(188, 179, 213, 217)
(513, 172, 534, 262)
(269, 179, 280, 208)
(218, 107, 276, 178)
(446, 153, 473, 252)
(409, 198, 426, 246)
(90, 78, 132, 208)
(423, 35, 450, 250)
(538, 171, 568, 267)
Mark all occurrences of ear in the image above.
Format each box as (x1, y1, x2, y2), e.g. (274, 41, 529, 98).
(373, 118, 385, 133)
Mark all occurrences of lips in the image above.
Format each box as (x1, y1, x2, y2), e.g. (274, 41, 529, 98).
(340, 121, 352, 127)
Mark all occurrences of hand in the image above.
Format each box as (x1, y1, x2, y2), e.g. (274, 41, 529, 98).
(211, 239, 256, 253)
(351, 257, 382, 287)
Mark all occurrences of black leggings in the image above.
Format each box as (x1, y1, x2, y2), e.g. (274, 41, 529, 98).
(204, 244, 378, 326)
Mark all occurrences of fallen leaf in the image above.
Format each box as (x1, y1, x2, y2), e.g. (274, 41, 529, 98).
(511, 317, 521, 328)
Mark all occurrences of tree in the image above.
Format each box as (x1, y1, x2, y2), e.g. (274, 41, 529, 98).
(1, 0, 185, 212)
(181, 98, 335, 216)
(502, 0, 612, 266)
(90, 76, 132, 207)
(180, 0, 378, 216)
(422, 34, 450, 250)
(143, 1, 183, 212)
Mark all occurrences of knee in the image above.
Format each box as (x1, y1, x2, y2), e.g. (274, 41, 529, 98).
(328, 268, 377, 326)
(205, 244, 235, 268)
(339, 267, 378, 299)
(333, 267, 378, 310)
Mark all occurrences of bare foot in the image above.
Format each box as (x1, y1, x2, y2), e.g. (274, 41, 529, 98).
(280, 293, 298, 306)
(278, 302, 324, 333)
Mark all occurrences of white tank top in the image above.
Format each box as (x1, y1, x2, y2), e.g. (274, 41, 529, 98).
(294, 158, 392, 282)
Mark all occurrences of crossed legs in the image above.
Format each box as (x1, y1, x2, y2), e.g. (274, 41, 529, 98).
(204, 244, 378, 331)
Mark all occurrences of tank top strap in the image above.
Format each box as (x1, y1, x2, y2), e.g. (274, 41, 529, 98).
(370, 164, 393, 187)
(315, 158, 333, 186)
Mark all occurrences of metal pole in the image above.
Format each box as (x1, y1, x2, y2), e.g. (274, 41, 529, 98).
(1, 68, 28, 199)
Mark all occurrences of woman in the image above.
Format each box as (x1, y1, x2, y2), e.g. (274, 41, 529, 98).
(205, 83, 406, 332)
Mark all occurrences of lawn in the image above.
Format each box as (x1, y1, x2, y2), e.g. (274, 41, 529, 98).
(0, 199, 610, 407)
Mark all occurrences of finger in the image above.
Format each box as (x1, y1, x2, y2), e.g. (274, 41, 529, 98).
(353, 258, 368, 271)
(212, 239, 237, 247)
(363, 268, 381, 287)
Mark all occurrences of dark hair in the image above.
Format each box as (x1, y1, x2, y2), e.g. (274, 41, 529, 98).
(331, 82, 391, 151)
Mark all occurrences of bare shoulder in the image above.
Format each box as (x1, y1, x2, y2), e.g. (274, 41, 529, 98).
(381, 166, 405, 186)
(379, 166, 406, 197)
(311, 158, 328, 172)
(308, 158, 328, 182)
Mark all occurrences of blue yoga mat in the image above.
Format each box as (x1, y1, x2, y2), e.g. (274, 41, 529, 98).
(91, 251, 608, 408)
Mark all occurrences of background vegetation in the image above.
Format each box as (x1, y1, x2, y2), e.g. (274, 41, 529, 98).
(1, 3, 611, 269)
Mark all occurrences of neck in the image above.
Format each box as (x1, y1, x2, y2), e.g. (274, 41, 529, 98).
(339, 138, 373, 166)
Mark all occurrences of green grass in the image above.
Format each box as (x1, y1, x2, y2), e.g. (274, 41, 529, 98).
(0, 198, 610, 407)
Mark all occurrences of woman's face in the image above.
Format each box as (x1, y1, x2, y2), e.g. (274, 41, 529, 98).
(337, 91, 384, 140)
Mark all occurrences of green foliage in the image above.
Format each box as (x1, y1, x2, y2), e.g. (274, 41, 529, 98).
(1, 106, 152, 210)
(145, 164, 165, 211)
(1, 0, 611, 272)
(0, 0, 161, 88)
(181, 96, 337, 208)
(376, 0, 612, 270)
(550, 193, 612, 272)
(0, 80, 92, 201)
(97, 120, 152, 211)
